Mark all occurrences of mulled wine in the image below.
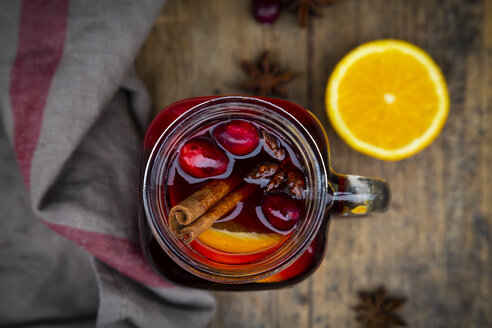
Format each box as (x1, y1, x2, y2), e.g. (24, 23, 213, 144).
(140, 96, 390, 290)
(168, 119, 307, 266)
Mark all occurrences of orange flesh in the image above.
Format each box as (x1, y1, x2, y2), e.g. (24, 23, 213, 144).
(337, 50, 440, 150)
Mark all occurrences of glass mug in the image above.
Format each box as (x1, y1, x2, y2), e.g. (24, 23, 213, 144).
(139, 96, 389, 290)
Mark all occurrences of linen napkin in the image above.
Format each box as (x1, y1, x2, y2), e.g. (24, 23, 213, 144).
(0, 1, 216, 327)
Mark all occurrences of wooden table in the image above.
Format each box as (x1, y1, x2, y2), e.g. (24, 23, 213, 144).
(135, 0, 492, 326)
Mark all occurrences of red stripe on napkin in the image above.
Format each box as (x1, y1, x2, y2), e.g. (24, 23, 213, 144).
(10, 0, 69, 187)
(45, 221, 173, 288)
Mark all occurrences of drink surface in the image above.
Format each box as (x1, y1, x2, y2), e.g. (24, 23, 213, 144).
(167, 119, 307, 263)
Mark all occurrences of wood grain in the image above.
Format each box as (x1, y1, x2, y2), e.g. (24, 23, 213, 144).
(135, 0, 492, 327)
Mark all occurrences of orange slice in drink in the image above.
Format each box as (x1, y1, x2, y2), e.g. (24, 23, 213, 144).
(197, 224, 284, 254)
(326, 39, 449, 160)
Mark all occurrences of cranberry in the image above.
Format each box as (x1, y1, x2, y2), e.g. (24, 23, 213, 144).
(213, 120, 260, 156)
(261, 193, 303, 231)
(178, 139, 229, 178)
(252, 0, 281, 24)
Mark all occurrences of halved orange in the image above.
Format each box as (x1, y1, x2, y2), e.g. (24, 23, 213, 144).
(197, 224, 284, 254)
(326, 39, 449, 160)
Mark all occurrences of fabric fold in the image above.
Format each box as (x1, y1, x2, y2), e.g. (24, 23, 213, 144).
(94, 259, 216, 328)
(0, 1, 216, 327)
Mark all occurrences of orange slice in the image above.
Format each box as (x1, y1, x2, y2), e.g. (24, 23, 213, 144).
(197, 225, 284, 254)
(326, 39, 449, 160)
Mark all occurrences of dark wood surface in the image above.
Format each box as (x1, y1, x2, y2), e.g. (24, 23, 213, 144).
(135, 0, 492, 327)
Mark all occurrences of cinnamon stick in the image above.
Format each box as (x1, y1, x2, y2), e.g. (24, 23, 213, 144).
(169, 176, 241, 226)
(179, 183, 257, 243)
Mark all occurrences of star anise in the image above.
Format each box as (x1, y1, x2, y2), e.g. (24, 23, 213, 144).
(246, 162, 279, 180)
(261, 129, 286, 161)
(267, 171, 285, 191)
(353, 286, 408, 328)
(286, 170, 306, 199)
(288, 0, 336, 28)
(239, 51, 295, 98)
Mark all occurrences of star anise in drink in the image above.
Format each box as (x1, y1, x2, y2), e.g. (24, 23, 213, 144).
(261, 129, 286, 161)
(353, 286, 408, 328)
(288, 0, 336, 27)
(246, 162, 279, 180)
(239, 51, 295, 98)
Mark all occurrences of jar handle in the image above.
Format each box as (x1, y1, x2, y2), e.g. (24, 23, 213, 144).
(330, 173, 390, 217)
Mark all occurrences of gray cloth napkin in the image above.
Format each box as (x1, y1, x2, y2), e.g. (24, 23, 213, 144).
(0, 1, 216, 327)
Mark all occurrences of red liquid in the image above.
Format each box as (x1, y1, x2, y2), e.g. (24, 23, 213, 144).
(139, 97, 331, 290)
(168, 120, 304, 263)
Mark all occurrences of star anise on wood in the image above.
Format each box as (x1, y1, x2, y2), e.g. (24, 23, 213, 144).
(353, 286, 408, 328)
(288, 0, 336, 28)
(240, 51, 295, 98)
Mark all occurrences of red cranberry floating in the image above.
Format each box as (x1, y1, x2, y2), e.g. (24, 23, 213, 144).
(252, 0, 281, 24)
(213, 120, 260, 156)
(261, 193, 303, 231)
(178, 139, 229, 178)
